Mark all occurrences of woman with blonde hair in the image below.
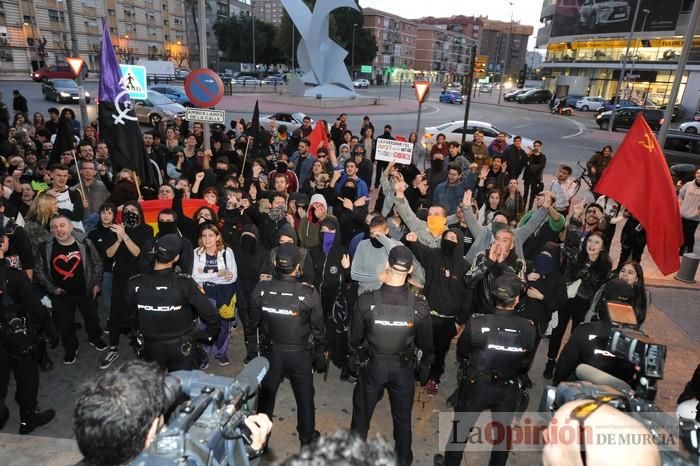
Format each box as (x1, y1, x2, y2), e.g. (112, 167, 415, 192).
(24, 191, 58, 256)
(192, 224, 237, 367)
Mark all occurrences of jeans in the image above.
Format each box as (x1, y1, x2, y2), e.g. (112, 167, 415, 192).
(52, 294, 102, 354)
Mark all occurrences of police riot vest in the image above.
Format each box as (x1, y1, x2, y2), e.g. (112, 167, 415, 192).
(261, 281, 313, 349)
(135, 272, 193, 339)
(469, 313, 529, 378)
(366, 289, 416, 356)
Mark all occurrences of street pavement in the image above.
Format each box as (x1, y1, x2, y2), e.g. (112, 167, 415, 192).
(0, 80, 698, 465)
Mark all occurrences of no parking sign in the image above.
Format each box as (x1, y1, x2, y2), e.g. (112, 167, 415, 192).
(184, 69, 224, 108)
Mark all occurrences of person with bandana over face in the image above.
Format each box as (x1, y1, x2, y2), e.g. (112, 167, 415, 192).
(308, 217, 353, 380)
(139, 209, 195, 275)
(335, 179, 369, 249)
(99, 201, 153, 370)
(248, 192, 291, 250)
(461, 189, 549, 265)
(405, 227, 469, 395)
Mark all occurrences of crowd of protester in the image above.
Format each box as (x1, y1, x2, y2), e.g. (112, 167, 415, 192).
(0, 90, 697, 465)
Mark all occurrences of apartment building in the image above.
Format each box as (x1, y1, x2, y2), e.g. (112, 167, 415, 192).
(0, 0, 190, 74)
(186, 0, 251, 69)
(480, 19, 533, 79)
(414, 24, 472, 76)
(362, 7, 417, 81)
(253, 0, 283, 26)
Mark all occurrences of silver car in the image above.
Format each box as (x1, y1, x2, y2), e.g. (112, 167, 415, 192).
(579, 0, 630, 28)
(132, 90, 186, 126)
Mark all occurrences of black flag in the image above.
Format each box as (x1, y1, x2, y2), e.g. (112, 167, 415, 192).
(49, 115, 75, 166)
(97, 19, 155, 188)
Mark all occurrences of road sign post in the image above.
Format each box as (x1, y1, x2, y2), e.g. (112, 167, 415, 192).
(185, 68, 225, 150)
(414, 81, 430, 143)
(184, 108, 226, 124)
(461, 44, 479, 149)
(119, 64, 148, 99)
(66, 57, 88, 129)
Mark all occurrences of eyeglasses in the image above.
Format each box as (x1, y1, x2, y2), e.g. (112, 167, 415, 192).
(586, 209, 599, 215)
(318, 154, 328, 158)
(568, 395, 628, 465)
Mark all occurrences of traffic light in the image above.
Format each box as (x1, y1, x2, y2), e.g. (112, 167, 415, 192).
(473, 55, 488, 79)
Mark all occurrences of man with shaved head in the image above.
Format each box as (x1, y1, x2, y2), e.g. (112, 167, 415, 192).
(543, 399, 662, 466)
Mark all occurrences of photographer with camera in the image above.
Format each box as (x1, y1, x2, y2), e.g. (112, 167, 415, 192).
(127, 234, 220, 372)
(0, 224, 57, 434)
(74, 359, 273, 466)
(435, 272, 536, 466)
(251, 243, 325, 448)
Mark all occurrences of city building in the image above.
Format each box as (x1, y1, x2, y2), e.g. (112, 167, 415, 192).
(536, 0, 700, 117)
(479, 19, 533, 81)
(362, 8, 418, 84)
(253, 0, 284, 26)
(414, 23, 472, 79)
(186, 0, 251, 69)
(417, 15, 484, 44)
(0, 0, 191, 74)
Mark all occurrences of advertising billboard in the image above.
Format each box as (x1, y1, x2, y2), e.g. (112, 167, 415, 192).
(550, 0, 684, 38)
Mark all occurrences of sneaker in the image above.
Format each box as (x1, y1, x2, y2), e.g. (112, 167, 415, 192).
(426, 379, 439, 395)
(543, 358, 556, 379)
(89, 338, 108, 352)
(99, 349, 119, 369)
(19, 408, 55, 435)
(216, 355, 230, 366)
(199, 358, 210, 370)
(433, 454, 446, 466)
(340, 366, 350, 382)
(63, 349, 78, 365)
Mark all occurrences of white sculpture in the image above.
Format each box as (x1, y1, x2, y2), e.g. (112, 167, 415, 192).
(281, 0, 359, 97)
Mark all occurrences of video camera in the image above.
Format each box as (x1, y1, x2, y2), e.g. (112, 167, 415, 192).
(132, 357, 269, 466)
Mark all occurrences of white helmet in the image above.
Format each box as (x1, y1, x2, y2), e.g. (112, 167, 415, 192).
(677, 399, 699, 420)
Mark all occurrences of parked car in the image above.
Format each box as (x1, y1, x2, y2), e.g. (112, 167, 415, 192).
(439, 90, 464, 104)
(658, 103, 680, 122)
(132, 90, 186, 126)
(575, 96, 605, 111)
(31, 64, 88, 82)
(353, 79, 370, 89)
(422, 120, 534, 149)
(262, 76, 285, 86)
(515, 89, 553, 104)
(680, 121, 700, 134)
(41, 79, 91, 103)
(175, 68, 191, 79)
(663, 130, 700, 167)
(258, 111, 314, 132)
(559, 94, 584, 107)
(150, 85, 192, 107)
(579, 0, 630, 28)
(503, 88, 532, 102)
(596, 99, 638, 114)
(480, 83, 493, 93)
(595, 107, 664, 131)
(232, 76, 261, 86)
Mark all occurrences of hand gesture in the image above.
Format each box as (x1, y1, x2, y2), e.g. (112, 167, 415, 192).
(479, 165, 489, 179)
(252, 164, 262, 176)
(243, 414, 273, 452)
(195, 171, 205, 182)
(341, 197, 354, 211)
(502, 160, 508, 172)
(542, 190, 552, 209)
(241, 198, 250, 209)
(572, 200, 585, 218)
(110, 223, 126, 240)
(526, 287, 544, 300)
(285, 213, 295, 225)
(463, 189, 472, 207)
(238, 175, 245, 185)
(354, 196, 367, 207)
(225, 271, 234, 281)
(488, 241, 503, 262)
(332, 170, 342, 182)
(92, 285, 101, 299)
(406, 232, 418, 243)
(394, 180, 407, 197)
(341, 254, 350, 269)
(204, 149, 213, 159)
(327, 140, 336, 152)
(297, 206, 307, 218)
(527, 272, 541, 282)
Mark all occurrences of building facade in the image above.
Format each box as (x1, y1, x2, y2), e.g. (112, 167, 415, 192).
(186, 0, 251, 69)
(0, 0, 192, 74)
(362, 8, 418, 83)
(536, 0, 699, 117)
(479, 19, 533, 81)
(414, 24, 471, 77)
(253, 0, 283, 26)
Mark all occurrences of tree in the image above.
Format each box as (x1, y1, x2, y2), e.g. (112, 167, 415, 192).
(214, 14, 283, 66)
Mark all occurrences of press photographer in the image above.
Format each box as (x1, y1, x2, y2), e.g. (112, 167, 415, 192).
(73, 359, 272, 466)
(0, 224, 58, 434)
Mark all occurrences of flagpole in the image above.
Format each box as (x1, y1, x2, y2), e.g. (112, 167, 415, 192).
(73, 151, 87, 207)
(241, 136, 253, 176)
(133, 172, 143, 200)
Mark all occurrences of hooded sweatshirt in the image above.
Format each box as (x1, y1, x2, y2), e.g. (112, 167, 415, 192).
(234, 224, 269, 297)
(260, 223, 316, 283)
(407, 228, 470, 323)
(298, 193, 328, 249)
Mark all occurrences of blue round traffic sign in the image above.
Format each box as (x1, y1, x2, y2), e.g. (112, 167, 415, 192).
(185, 69, 224, 108)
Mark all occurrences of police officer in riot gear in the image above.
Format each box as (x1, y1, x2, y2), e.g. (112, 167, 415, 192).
(250, 243, 325, 448)
(127, 234, 220, 372)
(553, 278, 637, 386)
(350, 245, 434, 466)
(435, 272, 536, 466)
(0, 226, 57, 434)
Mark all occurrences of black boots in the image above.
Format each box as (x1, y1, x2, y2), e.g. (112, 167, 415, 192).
(19, 408, 55, 435)
(543, 358, 556, 379)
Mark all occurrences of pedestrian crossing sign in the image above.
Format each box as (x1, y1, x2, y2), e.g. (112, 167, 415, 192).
(119, 64, 148, 100)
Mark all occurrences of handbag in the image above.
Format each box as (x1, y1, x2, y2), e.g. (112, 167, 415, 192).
(566, 279, 582, 299)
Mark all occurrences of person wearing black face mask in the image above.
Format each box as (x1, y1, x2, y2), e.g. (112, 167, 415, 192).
(232, 225, 269, 364)
(335, 181, 367, 249)
(426, 154, 448, 200)
(100, 201, 154, 370)
(139, 209, 194, 275)
(405, 228, 469, 395)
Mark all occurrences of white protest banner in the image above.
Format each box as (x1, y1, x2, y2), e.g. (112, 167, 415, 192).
(374, 138, 414, 165)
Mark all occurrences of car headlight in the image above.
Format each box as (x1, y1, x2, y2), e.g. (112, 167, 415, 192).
(60, 92, 70, 97)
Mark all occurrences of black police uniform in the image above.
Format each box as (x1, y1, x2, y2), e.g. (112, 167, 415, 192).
(349, 246, 434, 466)
(250, 244, 325, 447)
(127, 235, 219, 372)
(440, 274, 535, 466)
(0, 260, 56, 433)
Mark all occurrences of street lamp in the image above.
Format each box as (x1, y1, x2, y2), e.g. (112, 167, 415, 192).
(497, 1, 514, 105)
(351, 23, 358, 80)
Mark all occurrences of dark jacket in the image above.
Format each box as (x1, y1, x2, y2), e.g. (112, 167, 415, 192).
(12, 94, 28, 114)
(464, 249, 526, 315)
(308, 229, 350, 311)
(233, 224, 269, 309)
(407, 228, 470, 324)
(35, 236, 103, 295)
(260, 223, 316, 284)
(523, 152, 546, 182)
(503, 145, 527, 179)
(565, 254, 612, 301)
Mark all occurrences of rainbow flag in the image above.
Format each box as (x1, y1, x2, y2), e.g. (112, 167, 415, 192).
(139, 199, 217, 235)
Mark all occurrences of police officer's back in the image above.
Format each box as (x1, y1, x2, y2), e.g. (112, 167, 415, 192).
(250, 244, 325, 447)
(436, 272, 535, 466)
(0, 226, 57, 434)
(127, 234, 219, 372)
(350, 245, 434, 466)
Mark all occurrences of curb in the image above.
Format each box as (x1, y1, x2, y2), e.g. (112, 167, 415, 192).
(644, 278, 698, 290)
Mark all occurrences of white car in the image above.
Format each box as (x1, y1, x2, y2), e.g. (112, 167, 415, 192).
(258, 111, 314, 132)
(575, 96, 605, 112)
(353, 79, 370, 89)
(422, 120, 535, 149)
(679, 121, 700, 134)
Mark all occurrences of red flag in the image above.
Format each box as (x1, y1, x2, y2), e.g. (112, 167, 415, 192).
(307, 120, 329, 156)
(595, 114, 683, 275)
